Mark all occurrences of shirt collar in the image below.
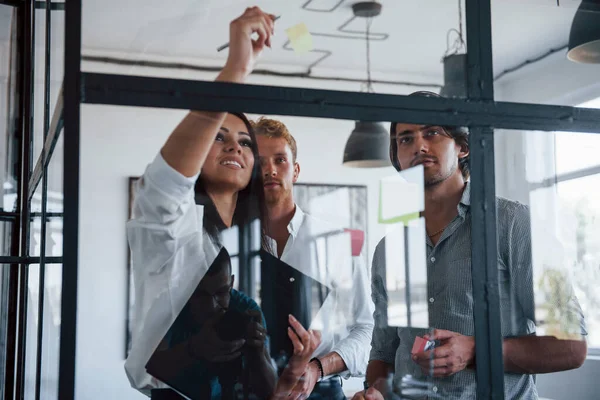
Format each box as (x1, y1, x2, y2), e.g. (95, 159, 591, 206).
(288, 204, 305, 237)
(460, 180, 471, 206)
(457, 180, 470, 217)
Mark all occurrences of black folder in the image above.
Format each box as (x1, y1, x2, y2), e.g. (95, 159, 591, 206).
(258, 249, 330, 363)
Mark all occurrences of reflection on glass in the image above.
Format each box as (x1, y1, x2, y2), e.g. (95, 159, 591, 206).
(495, 128, 590, 400)
(24, 265, 40, 398)
(32, 7, 47, 167)
(378, 165, 428, 329)
(0, 221, 11, 257)
(145, 247, 276, 400)
(49, 5, 64, 119)
(29, 217, 41, 257)
(45, 131, 63, 257)
(1, 5, 18, 211)
(0, 264, 8, 398)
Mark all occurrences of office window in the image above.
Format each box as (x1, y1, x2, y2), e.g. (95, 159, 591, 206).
(555, 97, 600, 351)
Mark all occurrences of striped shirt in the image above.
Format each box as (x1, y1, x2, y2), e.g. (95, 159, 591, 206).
(369, 181, 587, 400)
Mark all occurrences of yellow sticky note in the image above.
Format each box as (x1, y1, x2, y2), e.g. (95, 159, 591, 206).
(285, 23, 313, 54)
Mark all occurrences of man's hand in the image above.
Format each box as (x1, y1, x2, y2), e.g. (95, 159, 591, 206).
(287, 361, 320, 400)
(351, 387, 385, 400)
(412, 329, 475, 377)
(221, 6, 276, 81)
(188, 311, 245, 363)
(244, 309, 268, 351)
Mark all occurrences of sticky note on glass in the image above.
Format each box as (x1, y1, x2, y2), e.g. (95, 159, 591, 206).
(285, 23, 313, 53)
(378, 165, 425, 224)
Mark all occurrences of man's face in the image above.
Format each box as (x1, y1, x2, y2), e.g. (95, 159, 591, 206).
(394, 123, 467, 186)
(256, 136, 299, 205)
(188, 269, 234, 326)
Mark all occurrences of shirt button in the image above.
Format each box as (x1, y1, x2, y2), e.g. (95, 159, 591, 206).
(429, 297, 435, 303)
(433, 386, 438, 393)
(430, 256, 436, 263)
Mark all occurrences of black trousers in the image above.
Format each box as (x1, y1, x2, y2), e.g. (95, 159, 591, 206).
(150, 379, 346, 400)
(307, 377, 346, 400)
(150, 389, 184, 400)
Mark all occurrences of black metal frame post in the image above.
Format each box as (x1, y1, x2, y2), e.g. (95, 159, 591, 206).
(59, 0, 81, 398)
(2, 1, 26, 398)
(403, 225, 411, 327)
(33, 0, 51, 398)
(14, 0, 35, 397)
(465, 1, 505, 399)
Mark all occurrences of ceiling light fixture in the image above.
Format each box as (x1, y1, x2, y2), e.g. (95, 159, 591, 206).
(343, 1, 390, 168)
(567, 0, 600, 63)
(440, 0, 467, 98)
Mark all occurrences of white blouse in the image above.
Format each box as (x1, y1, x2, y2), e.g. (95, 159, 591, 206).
(125, 153, 221, 395)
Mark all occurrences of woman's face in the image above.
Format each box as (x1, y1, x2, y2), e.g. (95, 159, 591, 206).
(201, 114, 255, 192)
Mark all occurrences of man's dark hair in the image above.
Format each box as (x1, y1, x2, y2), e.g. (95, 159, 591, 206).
(206, 247, 232, 277)
(389, 91, 470, 180)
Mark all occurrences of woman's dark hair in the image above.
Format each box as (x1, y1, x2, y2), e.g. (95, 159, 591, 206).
(194, 112, 272, 252)
(389, 91, 470, 180)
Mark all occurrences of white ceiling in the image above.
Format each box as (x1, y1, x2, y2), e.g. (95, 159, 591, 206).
(0, 1, 584, 84)
(80, 0, 582, 83)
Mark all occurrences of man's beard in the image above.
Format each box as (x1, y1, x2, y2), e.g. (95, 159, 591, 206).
(265, 186, 291, 205)
(424, 160, 459, 187)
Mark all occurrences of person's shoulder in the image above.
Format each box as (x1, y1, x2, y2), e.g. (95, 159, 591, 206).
(494, 197, 531, 244)
(230, 289, 260, 312)
(495, 196, 530, 223)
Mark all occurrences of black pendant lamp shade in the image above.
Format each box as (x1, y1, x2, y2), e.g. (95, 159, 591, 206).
(568, 0, 600, 63)
(440, 53, 467, 98)
(342, 121, 390, 168)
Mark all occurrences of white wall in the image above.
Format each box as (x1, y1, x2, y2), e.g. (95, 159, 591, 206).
(78, 104, 181, 399)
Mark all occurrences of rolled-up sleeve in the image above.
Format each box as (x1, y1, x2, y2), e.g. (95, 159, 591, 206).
(509, 203, 587, 339)
(369, 239, 399, 365)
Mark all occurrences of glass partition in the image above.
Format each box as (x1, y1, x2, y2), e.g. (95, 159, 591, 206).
(80, 104, 483, 398)
(495, 127, 596, 400)
(492, 0, 600, 107)
(24, 264, 40, 399)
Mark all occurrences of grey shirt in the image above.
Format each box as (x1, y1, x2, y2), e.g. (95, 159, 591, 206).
(369, 182, 587, 400)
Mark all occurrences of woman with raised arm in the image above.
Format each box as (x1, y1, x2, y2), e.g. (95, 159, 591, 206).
(125, 7, 279, 399)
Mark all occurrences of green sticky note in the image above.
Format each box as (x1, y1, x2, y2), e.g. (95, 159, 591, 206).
(285, 23, 313, 54)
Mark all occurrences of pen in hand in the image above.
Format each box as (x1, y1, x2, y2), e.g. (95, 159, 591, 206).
(217, 15, 281, 52)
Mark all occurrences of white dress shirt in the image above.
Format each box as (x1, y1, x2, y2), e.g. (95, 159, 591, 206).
(266, 206, 374, 377)
(125, 153, 222, 395)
